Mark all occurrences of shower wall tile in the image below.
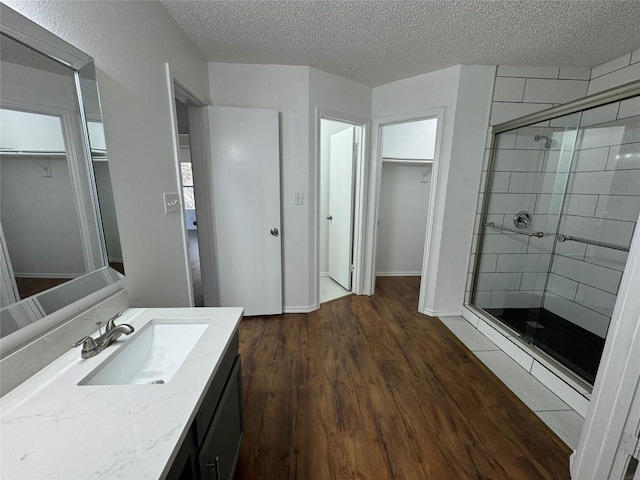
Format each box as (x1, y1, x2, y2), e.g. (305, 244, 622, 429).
(595, 195, 640, 222)
(495, 131, 518, 149)
(554, 239, 587, 260)
(559, 68, 591, 80)
(534, 193, 564, 214)
(493, 149, 544, 172)
(560, 215, 636, 246)
(575, 284, 617, 317)
(606, 141, 640, 171)
(520, 273, 547, 291)
(486, 193, 536, 213)
(571, 147, 610, 172)
(542, 149, 573, 172)
(547, 273, 578, 300)
(474, 291, 491, 308)
(590, 53, 632, 79)
(584, 244, 629, 272)
(587, 61, 640, 95)
(523, 79, 588, 105)
(580, 102, 620, 127)
(579, 122, 640, 150)
(475, 272, 523, 291)
(497, 66, 560, 79)
(496, 253, 551, 273)
(493, 77, 526, 102)
(490, 102, 554, 126)
(543, 293, 610, 338)
(618, 97, 640, 120)
(557, 194, 598, 217)
(485, 171, 511, 193)
(478, 253, 499, 272)
(551, 255, 622, 294)
(508, 172, 562, 194)
(569, 170, 640, 195)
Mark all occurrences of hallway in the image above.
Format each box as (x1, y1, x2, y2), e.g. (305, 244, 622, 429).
(236, 277, 570, 479)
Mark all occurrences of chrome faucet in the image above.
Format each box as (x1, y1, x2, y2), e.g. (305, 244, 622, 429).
(72, 312, 134, 359)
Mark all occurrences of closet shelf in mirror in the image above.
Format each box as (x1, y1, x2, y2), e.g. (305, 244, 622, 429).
(382, 157, 433, 164)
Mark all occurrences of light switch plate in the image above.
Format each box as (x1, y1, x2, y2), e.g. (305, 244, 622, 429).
(163, 192, 181, 214)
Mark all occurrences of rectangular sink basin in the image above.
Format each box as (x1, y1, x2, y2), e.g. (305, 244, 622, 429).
(79, 321, 209, 386)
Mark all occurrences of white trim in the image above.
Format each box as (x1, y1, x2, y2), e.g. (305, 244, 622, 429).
(375, 271, 422, 276)
(165, 65, 194, 308)
(422, 307, 463, 317)
(14, 273, 83, 279)
(164, 64, 213, 307)
(365, 108, 445, 308)
(283, 305, 319, 314)
(313, 109, 370, 311)
(571, 210, 640, 480)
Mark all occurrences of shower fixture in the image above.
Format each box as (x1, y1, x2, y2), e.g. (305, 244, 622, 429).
(534, 134, 554, 148)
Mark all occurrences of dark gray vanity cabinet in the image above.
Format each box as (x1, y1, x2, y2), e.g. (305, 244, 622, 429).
(165, 332, 243, 480)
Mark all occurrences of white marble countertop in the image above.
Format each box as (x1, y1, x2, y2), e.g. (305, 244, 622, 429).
(0, 307, 243, 480)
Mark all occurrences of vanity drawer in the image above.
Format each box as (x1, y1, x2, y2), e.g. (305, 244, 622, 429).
(195, 332, 239, 445)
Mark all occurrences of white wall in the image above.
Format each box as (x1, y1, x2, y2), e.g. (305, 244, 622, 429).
(376, 163, 431, 275)
(1, 156, 85, 276)
(319, 119, 353, 275)
(381, 119, 437, 160)
(5, 0, 211, 307)
(372, 65, 495, 316)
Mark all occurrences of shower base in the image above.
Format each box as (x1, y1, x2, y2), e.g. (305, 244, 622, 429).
(485, 307, 605, 384)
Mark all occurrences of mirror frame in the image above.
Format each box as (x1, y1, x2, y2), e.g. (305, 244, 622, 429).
(0, 3, 123, 355)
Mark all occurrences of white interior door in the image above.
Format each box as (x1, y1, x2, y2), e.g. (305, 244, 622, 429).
(208, 106, 282, 315)
(328, 127, 356, 290)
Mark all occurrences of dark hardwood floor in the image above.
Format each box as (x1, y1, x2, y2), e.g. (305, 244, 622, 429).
(235, 276, 571, 480)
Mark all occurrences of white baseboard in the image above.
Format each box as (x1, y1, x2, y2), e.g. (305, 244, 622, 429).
(421, 307, 463, 317)
(108, 258, 123, 263)
(375, 272, 421, 277)
(283, 305, 318, 314)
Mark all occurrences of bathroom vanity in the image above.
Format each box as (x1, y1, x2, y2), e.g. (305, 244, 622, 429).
(0, 307, 244, 480)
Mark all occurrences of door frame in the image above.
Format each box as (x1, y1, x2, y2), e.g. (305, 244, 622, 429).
(314, 109, 369, 308)
(364, 108, 445, 313)
(165, 64, 220, 307)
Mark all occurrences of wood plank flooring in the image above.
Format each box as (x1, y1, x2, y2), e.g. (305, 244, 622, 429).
(235, 277, 571, 479)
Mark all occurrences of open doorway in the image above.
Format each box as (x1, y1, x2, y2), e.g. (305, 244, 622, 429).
(175, 99, 203, 306)
(370, 115, 440, 305)
(319, 117, 364, 304)
(167, 66, 220, 307)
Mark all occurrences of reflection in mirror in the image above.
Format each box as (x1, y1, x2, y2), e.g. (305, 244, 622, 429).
(0, 4, 123, 343)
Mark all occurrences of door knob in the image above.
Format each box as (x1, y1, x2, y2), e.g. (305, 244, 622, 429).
(327, 215, 333, 220)
(270, 228, 279, 236)
(192, 220, 198, 226)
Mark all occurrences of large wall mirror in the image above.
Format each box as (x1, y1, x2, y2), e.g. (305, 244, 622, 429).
(0, 4, 123, 350)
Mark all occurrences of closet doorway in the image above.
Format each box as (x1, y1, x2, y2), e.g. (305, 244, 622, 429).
(371, 115, 439, 303)
(319, 117, 365, 304)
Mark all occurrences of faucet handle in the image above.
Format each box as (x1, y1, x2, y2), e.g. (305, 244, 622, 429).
(105, 312, 123, 332)
(72, 336, 98, 350)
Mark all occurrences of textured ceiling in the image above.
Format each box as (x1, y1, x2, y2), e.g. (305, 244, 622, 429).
(160, 1, 640, 87)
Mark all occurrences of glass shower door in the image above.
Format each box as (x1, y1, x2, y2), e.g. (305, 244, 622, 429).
(472, 96, 640, 385)
(538, 101, 639, 383)
(472, 112, 581, 335)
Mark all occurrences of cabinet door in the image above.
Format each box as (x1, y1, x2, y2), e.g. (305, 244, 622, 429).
(199, 357, 243, 480)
